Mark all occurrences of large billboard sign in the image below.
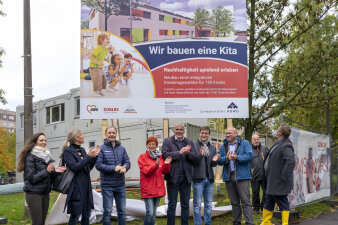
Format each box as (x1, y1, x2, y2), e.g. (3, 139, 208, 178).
(288, 127, 331, 208)
(80, 0, 248, 118)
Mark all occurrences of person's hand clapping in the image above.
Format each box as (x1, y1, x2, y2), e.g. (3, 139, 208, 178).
(155, 157, 161, 166)
(55, 165, 67, 173)
(115, 164, 123, 172)
(47, 163, 54, 173)
(164, 156, 172, 164)
(226, 151, 231, 160)
(229, 152, 237, 161)
(200, 146, 205, 156)
(212, 154, 220, 162)
(88, 147, 98, 158)
(119, 165, 127, 174)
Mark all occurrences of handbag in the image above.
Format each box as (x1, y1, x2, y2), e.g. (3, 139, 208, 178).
(52, 157, 75, 194)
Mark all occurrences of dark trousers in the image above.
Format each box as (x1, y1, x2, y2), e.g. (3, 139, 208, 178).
(26, 193, 50, 225)
(263, 194, 290, 211)
(167, 175, 191, 225)
(251, 180, 266, 210)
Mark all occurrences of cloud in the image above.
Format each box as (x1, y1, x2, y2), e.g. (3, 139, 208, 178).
(159, 2, 185, 11)
(234, 8, 246, 16)
(188, 0, 233, 9)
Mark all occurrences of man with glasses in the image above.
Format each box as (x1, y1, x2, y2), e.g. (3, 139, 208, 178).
(193, 126, 220, 225)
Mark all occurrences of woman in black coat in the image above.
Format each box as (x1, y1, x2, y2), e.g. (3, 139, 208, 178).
(62, 129, 100, 225)
(17, 132, 66, 225)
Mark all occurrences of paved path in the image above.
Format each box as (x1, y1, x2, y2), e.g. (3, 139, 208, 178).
(299, 210, 338, 225)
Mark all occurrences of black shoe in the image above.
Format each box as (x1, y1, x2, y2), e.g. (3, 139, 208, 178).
(253, 209, 260, 214)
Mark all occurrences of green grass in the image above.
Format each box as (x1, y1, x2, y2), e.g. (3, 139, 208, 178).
(0, 185, 337, 225)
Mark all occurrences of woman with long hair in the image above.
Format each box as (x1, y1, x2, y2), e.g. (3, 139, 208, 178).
(17, 133, 66, 225)
(62, 129, 100, 225)
(138, 137, 172, 225)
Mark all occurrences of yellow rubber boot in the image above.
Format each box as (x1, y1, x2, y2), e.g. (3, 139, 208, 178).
(282, 210, 290, 225)
(260, 208, 273, 225)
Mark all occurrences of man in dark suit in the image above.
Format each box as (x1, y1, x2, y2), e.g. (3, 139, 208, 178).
(262, 125, 295, 225)
(161, 123, 199, 225)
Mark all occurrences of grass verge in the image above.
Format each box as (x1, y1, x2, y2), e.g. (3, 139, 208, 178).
(0, 184, 337, 225)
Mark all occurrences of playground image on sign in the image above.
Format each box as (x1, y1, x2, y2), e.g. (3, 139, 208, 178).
(80, 0, 248, 118)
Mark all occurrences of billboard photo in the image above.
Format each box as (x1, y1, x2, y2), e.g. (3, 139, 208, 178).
(80, 0, 248, 118)
(288, 127, 331, 208)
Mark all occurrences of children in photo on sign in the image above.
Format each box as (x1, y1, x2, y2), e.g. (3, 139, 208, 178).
(106, 54, 123, 91)
(88, 33, 114, 96)
(119, 53, 134, 85)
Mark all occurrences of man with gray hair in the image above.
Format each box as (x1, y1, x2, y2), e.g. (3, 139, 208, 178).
(250, 134, 268, 214)
(261, 124, 295, 225)
(217, 128, 254, 225)
(161, 123, 199, 225)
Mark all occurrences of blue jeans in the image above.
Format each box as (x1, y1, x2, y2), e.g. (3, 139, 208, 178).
(144, 197, 161, 225)
(68, 212, 90, 225)
(193, 178, 214, 225)
(101, 186, 126, 225)
(167, 175, 191, 225)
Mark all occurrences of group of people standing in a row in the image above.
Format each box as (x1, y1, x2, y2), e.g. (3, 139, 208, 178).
(18, 123, 295, 225)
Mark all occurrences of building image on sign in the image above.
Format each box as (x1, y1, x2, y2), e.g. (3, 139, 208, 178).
(88, 5, 197, 43)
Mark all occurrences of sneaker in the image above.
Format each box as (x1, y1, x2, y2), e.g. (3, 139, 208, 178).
(106, 87, 118, 91)
(253, 209, 259, 214)
(98, 91, 105, 96)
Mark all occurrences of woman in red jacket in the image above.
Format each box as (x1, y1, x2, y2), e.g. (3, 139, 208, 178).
(138, 137, 172, 225)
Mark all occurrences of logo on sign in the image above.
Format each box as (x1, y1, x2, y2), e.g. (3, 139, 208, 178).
(104, 108, 119, 112)
(227, 102, 239, 113)
(227, 102, 238, 109)
(124, 105, 137, 113)
(86, 105, 98, 114)
(318, 142, 327, 148)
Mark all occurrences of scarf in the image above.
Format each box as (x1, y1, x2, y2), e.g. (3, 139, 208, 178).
(199, 138, 210, 156)
(148, 148, 162, 160)
(31, 146, 52, 164)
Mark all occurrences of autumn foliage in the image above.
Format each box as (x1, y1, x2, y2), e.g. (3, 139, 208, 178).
(0, 127, 16, 172)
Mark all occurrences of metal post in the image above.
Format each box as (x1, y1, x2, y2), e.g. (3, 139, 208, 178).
(117, 119, 121, 144)
(101, 119, 108, 143)
(163, 119, 169, 139)
(281, 113, 284, 124)
(129, 0, 132, 43)
(23, 0, 33, 218)
(336, 155, 338, 194)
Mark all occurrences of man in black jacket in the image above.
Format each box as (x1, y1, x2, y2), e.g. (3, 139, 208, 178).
(250, 134, 268, 214)
(261, 125, 295, 225)
(193, 126, 220, 225)
(161, 123, 199, 225)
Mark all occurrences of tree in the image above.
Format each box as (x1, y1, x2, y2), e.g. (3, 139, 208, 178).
(275, 14, 337, 141)
(0, 0, 6, 105)
(194, 8, 210, 28)
(82, 0, 149, 32)
(0, 128, 16, 172)
(233, 0, 337, 140)
(210, 6, 234, 37)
